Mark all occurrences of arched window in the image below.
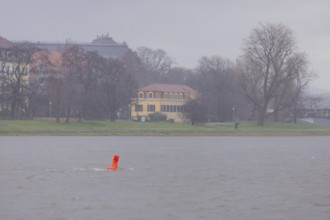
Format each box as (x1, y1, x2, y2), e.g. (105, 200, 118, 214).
(174, 93, 178, 99)
(148, 92, 153, 98)
(138, 92, 144, 99)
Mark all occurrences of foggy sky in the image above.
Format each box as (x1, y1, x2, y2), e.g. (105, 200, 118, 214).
(1, 0, 329, 91)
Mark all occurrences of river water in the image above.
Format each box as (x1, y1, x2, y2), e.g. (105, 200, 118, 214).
(1, 136, 330, 220)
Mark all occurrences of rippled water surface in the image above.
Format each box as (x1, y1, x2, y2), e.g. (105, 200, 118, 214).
(1, 136, 330, 220)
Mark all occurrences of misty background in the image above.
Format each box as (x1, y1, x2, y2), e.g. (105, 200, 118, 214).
(1, 0, 329, 91)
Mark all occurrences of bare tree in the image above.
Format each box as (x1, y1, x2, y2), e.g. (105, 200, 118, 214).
(43, 47, 138, 122)
(303, 95, 324, 110)
(119, 49, 140, 102)
(237, 23, 314, 126)
(60, 46, 87, 123)
(286, 53, 316, 122)
(190, 56, 241, 122)
(182, 98, 207, 125)
(100, 59, 133, 121)
(0, 43, 42, 119)
(41, 50, 66, 123)
(161, 66, 193, 84)
(137, 47, 173, 86)
(79, 51, 106, 120)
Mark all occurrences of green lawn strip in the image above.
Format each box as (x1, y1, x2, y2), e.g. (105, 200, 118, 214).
(0, 120, 329, 136)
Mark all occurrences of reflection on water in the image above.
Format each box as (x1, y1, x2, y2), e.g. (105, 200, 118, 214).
(1, 136, 330, 220)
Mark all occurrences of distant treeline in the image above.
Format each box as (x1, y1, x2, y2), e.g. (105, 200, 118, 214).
(0, 23, 317, 125)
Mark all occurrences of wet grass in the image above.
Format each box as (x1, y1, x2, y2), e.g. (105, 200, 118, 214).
(0, 119, 329, 136)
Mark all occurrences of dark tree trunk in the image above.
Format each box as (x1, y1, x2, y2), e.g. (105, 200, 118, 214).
(65, 108, 71, 123)
(257, 108, 266, 126)
(78, 111, 82, 122)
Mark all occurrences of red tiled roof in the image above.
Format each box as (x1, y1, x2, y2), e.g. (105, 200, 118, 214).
(0, 36, 14, 48)
(32, 50, 63, 71)
(138, 83, 197, 94)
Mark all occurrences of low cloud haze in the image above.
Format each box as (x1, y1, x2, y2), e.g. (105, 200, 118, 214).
(1, 0, 329, 90)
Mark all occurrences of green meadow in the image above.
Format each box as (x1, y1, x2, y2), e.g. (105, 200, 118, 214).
(0, 119, 329, 136)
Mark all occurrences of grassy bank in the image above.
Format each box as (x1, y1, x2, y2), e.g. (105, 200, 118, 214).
(0, 119, 330, 136)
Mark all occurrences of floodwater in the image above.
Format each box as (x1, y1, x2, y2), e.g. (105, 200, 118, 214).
(1, 136, 330, 220)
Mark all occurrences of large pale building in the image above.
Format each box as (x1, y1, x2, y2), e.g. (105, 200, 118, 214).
(130, 83, 198, 122)
(0, 36, 30, 116)
(0, 36, 15, 113)
(30, 34, 128, 59)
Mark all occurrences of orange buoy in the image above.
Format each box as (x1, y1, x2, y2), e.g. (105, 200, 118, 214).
(107, 154, 119, 171)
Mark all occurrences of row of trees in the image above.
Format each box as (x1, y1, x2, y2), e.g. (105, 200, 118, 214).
(0, 23, 317, 125)
(185, 23, 316, 125)
(35, 47, 136, 122)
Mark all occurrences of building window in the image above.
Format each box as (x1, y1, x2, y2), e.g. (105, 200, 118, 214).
(135, 104, 143, 112)
(138, 92, 144, 99)
(179, 93, 183, 99)
(174, 93, 178, 99)
(169, 93, 173, 99)
(160, 105, 185, 113)
(148, 92, 153, 99)
(164, 93, 168, 99)
(147, 105, 155, 112)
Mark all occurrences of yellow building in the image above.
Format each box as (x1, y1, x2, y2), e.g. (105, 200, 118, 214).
(131, 83, 198, 122)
